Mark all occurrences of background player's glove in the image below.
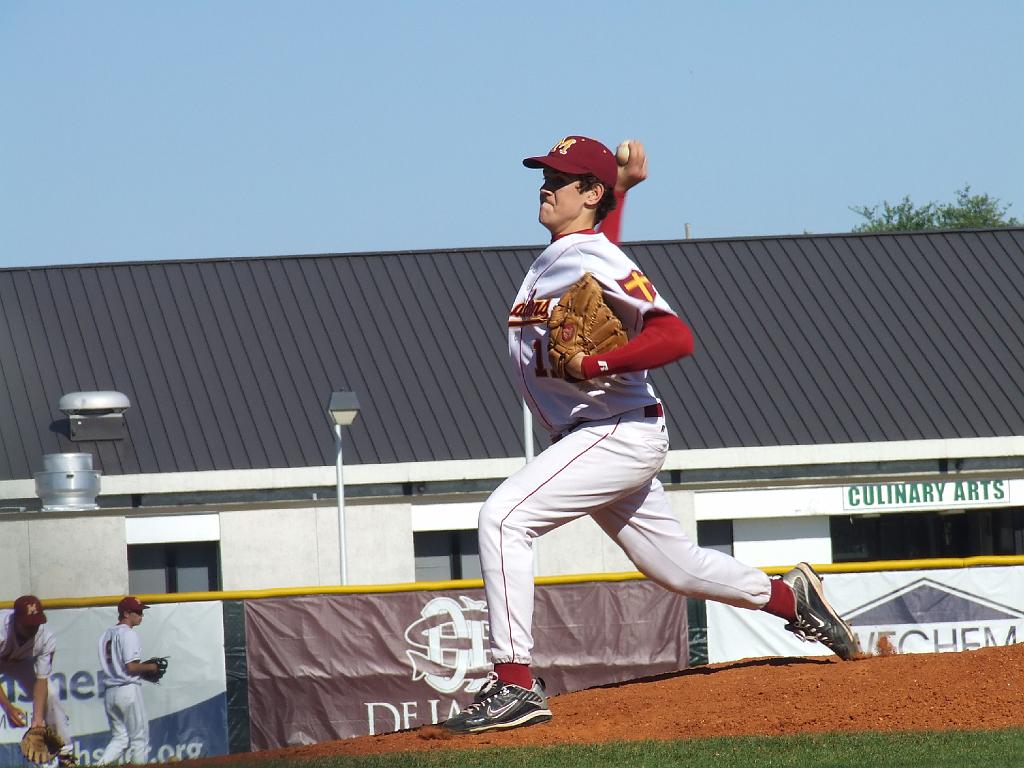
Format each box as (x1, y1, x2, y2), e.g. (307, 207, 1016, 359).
(548, 272, 628, 379)
(140, 656, 169, 683)
(20, 725, 64, 765)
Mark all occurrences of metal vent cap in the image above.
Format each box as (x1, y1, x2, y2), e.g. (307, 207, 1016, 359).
(59, 391, 130, 415)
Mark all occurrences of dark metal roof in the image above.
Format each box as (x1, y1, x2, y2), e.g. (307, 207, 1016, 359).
(2, 228, 1023, 481)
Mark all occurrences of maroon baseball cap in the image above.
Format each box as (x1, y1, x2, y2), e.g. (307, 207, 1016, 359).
(118, 596, 150, 614)
(13, 595, 47, 626)
(523, 136, 618, 191)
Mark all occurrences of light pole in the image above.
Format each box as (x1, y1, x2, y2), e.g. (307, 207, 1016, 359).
(327, 391, 360, 585)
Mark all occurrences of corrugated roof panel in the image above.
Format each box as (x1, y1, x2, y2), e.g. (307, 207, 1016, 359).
(0, 277, 33, 477)
(345, 255, 433, 463)
(413, 253, 489, 459)
(300, 256, 382, 464)
(793, 236, 894, 442)
(450, 247, 538, 458)
(768, 237, 873, 443)
(627, 243, 727, 450)
(813, 235, 944, 440)
(1, 229, 1023, 482)
(934, 232, 1024, 424)
(715, 238, 828, 444)
(159, 263, 239, 470)
(6, 273, 54, 474)
(267, 258, 353, 466)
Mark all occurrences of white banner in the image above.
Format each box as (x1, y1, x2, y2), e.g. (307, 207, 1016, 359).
(0, 601, 228, 764)
(707, 566, 1024, 663)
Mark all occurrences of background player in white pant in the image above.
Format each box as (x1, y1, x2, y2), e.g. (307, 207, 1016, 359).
(0, 595, 76, 766)
(97, 597, 161, 765)
(443, 136, 858, 734)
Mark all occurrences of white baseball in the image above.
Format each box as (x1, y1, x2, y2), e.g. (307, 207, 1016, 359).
(616, 141, 630, 166)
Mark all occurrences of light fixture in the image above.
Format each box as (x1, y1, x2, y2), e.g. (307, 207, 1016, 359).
(328, 391, 361, 427)
(326, 391, 361, 585)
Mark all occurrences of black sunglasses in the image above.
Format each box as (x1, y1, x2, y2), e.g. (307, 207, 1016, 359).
(540, 171, 583, 191)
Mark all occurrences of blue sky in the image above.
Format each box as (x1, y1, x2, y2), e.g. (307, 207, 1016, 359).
(2, 1, 1022, 268)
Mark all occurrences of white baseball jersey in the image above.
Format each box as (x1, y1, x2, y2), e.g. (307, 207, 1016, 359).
(98, 624, 143, 688)
(507, 231, 675, 434)
(0, 611, 71, 744)
(0, 610, 57, 678)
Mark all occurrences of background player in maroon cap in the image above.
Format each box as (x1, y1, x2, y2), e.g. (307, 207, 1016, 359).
(443, 136, 858, 735)
(97, 596, 164, 765)
(0, 595, 76, 765)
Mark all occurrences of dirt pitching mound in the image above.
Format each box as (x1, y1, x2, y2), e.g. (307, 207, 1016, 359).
(194, 643, 1024, 763)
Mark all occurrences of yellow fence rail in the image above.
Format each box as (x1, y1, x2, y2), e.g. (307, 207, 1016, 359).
(7, 554, 1024, 610)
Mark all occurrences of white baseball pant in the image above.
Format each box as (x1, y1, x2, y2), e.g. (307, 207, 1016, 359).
(99, 684, 149, 765)
(478, 409, 772, 665)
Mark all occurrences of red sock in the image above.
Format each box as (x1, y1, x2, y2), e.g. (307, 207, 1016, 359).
(494, 662, 532, 689)
(761, 577, 797, 621)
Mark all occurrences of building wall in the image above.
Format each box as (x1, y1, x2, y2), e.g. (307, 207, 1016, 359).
(732, 516, 833, 568)
(3, 466, 1023, 601)
(533, 489, 698, 577)
(345, 502, 416, 585)
(0, 520, 32, 596)
(0, 515, 127, 598)
(535, 516, 633, 576)
(187, 501, 413, 589)
(219, 506, 343, 590)
(0, 501, 416, 601)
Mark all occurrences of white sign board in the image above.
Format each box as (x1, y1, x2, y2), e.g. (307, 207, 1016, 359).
(0, 601, 228, 764)
(707, 566, 1024, 663)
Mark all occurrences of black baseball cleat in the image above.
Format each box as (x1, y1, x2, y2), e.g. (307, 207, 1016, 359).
(442, 673, 552, 734)
(781, 562, 860, 660)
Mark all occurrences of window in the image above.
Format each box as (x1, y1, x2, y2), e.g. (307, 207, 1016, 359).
(414, 530, 480, 582)
(128, 542, 221, 594)
(697, 519, 734, 556)
(830, 507, 1024, 562)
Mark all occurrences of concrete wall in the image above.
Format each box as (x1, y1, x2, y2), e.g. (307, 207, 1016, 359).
(0, 515, 126, 600)
(219, 506, 342, 590)
(216, 501, 416, 590)
(535, 489, 698, 577)
(346, 503, 416, 585)
(535, 516, 634, 576)
(0, 520, 32, 599)
(0, 483, 902, 601)
(732, 516, 833, 568)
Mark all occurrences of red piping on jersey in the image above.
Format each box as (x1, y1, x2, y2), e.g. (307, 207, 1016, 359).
(550, 228, 597, 242)
(580, 311, 694, 379)
(497, 420, 621, 662)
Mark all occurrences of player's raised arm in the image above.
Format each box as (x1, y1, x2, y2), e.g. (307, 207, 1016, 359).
(599, 139, 648, 245)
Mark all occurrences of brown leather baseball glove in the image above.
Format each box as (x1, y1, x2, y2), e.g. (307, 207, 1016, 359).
(20, 725, 64, 765)
(547, 272, 628, 379)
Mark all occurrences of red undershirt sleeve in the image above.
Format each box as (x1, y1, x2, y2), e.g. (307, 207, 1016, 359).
(580, 311, 694, 379)
(597, 190, 627, 245)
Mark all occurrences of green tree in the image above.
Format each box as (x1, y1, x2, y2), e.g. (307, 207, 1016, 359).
(851, 185, 1020, 232)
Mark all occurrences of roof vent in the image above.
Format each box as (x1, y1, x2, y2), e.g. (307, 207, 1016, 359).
(58, 391, 130, 441)
(35, 453, 101, 511)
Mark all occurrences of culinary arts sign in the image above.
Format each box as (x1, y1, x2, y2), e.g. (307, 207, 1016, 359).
(843, 479, 1008, 512)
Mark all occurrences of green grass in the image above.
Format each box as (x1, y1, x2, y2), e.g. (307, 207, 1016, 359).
(217, 729, 1024, 768)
